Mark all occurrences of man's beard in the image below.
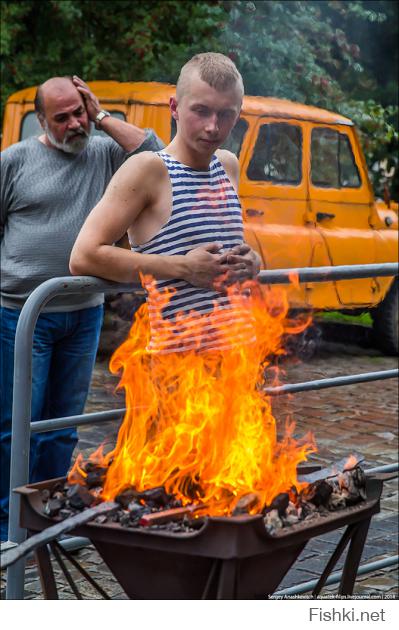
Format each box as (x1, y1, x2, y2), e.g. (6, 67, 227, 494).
(44, 122, 90, 154)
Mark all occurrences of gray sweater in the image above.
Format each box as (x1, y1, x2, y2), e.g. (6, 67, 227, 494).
(1, 131, 163, 311)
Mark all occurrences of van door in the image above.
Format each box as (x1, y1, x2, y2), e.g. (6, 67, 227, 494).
(128, 102, 171, 144)
(239, 117, 316, 307)
(308, 124, 381, 306)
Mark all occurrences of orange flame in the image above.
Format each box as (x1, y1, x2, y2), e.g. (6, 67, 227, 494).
(344, 454, 359, 471)
(69, 279, 316, 515)
(288, 270, 300, 291)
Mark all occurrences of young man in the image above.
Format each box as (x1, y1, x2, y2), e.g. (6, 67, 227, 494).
(0, 75, 164, 541)
(70, 53, 260, 352)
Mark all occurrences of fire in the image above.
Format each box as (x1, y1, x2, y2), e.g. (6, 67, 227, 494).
(69, 279, 316, 516)
(344, 454, 359, 471)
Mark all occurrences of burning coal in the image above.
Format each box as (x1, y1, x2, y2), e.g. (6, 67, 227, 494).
(68, 279, 316, 517)
(42, 461, 367, 535)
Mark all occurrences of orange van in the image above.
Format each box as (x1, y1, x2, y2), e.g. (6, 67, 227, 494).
(2, 81, 398, 353)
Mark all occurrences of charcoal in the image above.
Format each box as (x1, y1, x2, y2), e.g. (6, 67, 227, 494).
(119, 512, 131, 527)
(94, 514, 108, 524)
(283, 501, 300, 525)
(307, 480, 333, 507)
(40, 489, 51, 503)
(128, 502, 146, 518)
(66, 484, 94, 510)
(187, 517, 205, 530)
(164, 521, 185, 532)
(44, 498, 63, 517)
(136, 486, 174, 508)
(110, 512, 121, 522)
(264, 509, 283, 534)
(51, 492, 66, 507)
(283, 512, 300, 526)
(351, 466, 366, 490)
(299, 480, 331, 507)
(264, 492, 289, 517)
(84, 461, 100, 473)
(328, 491, 346, 511)
(59, 508, 74, 520)
(115, 486, 138, 508)
(288, 486, 298, 504)
(339, 466, 366, 500)
(138, 502, 207, 527)
(286, 501, 299, 516)
(342, 489, 362, 507)
(233, 492, 261, 515)
(85, 468, 107, 488)
(298, 500, 317, 519)
(90, 486, 104, 501)
(179, 475, 205, 501)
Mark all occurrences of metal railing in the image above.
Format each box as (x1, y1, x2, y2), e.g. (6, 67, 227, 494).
(4, 262, 398, 599)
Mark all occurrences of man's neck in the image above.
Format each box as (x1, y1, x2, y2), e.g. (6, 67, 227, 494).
(38, 134, 56, 149)
(165, 138, 213, 171)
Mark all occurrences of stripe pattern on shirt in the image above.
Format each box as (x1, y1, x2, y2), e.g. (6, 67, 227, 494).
(131, 152, 255, 353)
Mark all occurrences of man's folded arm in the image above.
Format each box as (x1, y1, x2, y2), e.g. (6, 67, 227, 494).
(69, 153, 228, 288)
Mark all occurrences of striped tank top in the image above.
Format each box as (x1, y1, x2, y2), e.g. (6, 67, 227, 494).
(131, 151, 255, 353)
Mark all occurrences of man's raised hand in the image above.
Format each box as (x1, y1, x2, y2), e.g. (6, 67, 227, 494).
(72, 75, 101, 122)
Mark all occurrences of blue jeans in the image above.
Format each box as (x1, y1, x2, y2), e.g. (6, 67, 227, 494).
(0, 304, 104, 540)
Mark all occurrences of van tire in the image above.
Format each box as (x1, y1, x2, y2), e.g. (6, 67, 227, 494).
(371, 280, 398, 355)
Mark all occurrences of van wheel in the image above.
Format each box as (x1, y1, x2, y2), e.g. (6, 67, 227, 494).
(371, 280, 398, 355)
(283, 324, 321, 360)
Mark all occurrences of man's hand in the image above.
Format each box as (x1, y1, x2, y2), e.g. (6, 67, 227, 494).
(183, 243, 229, 289)
(220, 243, 261, 285)
(72, 75, 101, 122)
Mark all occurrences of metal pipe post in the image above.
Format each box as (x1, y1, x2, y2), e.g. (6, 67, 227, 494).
(258, 262, 398, 284)
(264, 369, 399, 395)
(6, 277, 134, 599)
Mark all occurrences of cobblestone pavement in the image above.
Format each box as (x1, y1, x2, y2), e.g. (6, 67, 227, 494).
(2, 325, 398, 600)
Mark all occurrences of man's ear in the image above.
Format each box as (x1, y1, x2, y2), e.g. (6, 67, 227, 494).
(37, 114, 46, 131)
(170, 96, 179, 121)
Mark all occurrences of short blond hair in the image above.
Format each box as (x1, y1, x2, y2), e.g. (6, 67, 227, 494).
(176, 52, 244, 100)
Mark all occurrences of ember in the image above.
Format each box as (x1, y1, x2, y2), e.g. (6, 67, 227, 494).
(42, 462, 367, 534)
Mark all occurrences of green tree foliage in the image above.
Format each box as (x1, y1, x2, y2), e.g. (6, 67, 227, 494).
(0, 0, 225, 106)
(217, 0, 398, 197)
(1, 0, 397, 196)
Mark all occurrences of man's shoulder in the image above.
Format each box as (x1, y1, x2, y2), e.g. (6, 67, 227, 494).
(215, 149, 239, 183)
(215, 148, 239, 168)
(1, 137, 37, 162)
(215, 149, 239, 177)
(124, 150, 163, 173)
(86, 135, 115, 153)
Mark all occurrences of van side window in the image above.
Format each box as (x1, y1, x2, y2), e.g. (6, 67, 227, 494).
(311, 128, 360, 188)
(339, 134, 361, 187)
(247, 123, 302, 184)
(20, 110, 126, 141)
(221, 118, 248, 156)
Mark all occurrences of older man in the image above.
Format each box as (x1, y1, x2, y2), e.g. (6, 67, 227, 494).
(0, 75, 164, 540)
